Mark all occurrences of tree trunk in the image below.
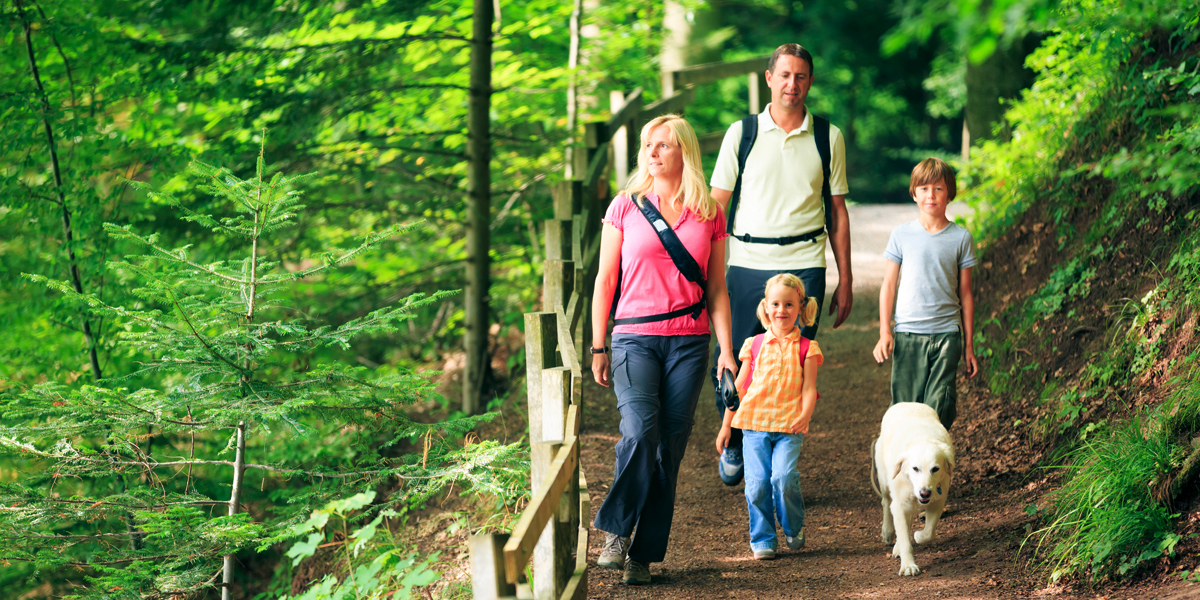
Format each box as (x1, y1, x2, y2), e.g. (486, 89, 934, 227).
(463, 0, 494, 415)
(19, 0, 102, 382)
(564, 0, 583, 179)
(965, 34, 1040, 143)
(222, 421, 247, 600)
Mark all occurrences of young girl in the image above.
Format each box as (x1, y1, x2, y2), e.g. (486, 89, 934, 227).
(715, 274, 822, 560)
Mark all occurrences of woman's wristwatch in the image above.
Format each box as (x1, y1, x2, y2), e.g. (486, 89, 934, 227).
(590, 346, 610, 355)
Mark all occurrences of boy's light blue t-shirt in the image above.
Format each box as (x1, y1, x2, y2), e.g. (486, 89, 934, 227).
(884, 221, 977, 334)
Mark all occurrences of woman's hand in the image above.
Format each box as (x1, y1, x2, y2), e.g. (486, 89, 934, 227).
(592, 351, 612, 387)
(715, 350, 738, 385)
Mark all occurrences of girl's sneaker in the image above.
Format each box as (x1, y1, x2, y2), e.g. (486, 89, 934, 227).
(598, 533, 630, 569)
(786, 528, 805, 550)
(718, 447, 744, 485)
(752, 548, 776, 560)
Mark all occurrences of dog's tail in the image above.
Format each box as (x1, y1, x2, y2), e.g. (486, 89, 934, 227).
(869, 436, 882, 498)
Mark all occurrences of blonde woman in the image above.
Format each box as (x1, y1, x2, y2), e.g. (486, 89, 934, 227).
(590, 114, 737, 584)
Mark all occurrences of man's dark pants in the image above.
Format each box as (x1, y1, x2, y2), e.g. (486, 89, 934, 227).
(593, 333, 710, 563)
(712, 265, 826, 451)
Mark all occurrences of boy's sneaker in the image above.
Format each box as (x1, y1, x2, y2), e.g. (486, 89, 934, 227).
(623, 558, 651, 585)
(718, 447, 744, 486)
(752, 548, 776, 560)
(598, 533, 629, 569)
(786, 529, 805, 550)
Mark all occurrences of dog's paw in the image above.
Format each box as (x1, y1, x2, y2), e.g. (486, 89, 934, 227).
(914, 528, 935, 545)
(897, 561, 921, 576)
(882, 528, 896, 544)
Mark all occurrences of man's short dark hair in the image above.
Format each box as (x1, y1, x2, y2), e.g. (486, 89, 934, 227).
(768, 44, 814, 76)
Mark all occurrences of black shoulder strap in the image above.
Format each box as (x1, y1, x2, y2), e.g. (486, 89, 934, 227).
(632, 194, 706, 288)
(812, 114, 833, 233)
(725, 115, 759, 235)
(611, 194, 708, 325)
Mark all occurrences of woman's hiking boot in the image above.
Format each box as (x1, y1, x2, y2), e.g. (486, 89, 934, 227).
(598, 533, 630, 569)
(623, 558, 651, 584)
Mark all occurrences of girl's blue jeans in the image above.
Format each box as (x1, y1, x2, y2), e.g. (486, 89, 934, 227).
(742, 430, 806, 551)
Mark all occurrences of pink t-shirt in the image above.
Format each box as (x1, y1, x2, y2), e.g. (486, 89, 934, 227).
(602, 193, 729, 336)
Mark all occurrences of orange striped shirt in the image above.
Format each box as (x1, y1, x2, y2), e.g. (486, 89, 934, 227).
(731, 329, 823, 434)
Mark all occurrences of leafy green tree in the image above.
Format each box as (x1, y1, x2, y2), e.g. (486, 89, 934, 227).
(0, 151, 523, 598)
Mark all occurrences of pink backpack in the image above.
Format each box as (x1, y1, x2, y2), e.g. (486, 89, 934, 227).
(743, 333, 821, 399)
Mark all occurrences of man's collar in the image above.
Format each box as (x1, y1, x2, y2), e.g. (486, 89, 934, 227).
(760, 104, 812, 135)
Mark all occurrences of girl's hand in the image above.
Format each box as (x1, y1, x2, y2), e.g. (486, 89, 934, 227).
(715, 351, 738, 384)
(716, 425, 731, 455)
(873, 333, 894, 364)
(789, 414, 811, 435)
(592, 351, 612, 387)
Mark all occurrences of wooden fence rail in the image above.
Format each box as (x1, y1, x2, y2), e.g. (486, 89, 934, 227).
(469, 53, 773, 600)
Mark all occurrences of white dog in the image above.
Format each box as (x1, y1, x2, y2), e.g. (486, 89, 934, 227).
(871, 402, 955, 576)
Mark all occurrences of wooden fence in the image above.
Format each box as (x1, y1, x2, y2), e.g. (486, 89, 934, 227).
(468, 55, 768, 600)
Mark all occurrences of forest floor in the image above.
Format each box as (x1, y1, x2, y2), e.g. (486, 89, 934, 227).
(577, 204, 1199, 600)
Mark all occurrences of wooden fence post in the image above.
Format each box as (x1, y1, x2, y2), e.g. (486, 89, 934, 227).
(532, 367, 574, 600)
(543, 260, 574, 313)
(470, 533, 518, 600)
(525, 312, 560, 452)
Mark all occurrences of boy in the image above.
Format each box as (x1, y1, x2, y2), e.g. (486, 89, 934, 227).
(873, 158, 979, 429)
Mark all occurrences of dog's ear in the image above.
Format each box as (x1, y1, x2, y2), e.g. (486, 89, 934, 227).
(936, 442, 955, 478)
(890, 454, 906, 481)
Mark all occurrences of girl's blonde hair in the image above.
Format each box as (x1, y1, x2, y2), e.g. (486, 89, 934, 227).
(756, 273, 818, 330)
(622, 114, 719, 222)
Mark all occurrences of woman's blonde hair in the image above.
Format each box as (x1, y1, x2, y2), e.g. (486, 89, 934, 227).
(756, 273, 818, 329)
(622, 114, 719, 221)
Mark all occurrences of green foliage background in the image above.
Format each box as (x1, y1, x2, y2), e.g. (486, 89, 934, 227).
(8, 0, 1199, 596)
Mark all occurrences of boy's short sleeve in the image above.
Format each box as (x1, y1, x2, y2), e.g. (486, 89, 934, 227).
(738, 336, 755, 363)
(805, 340, 825, 367)
(602, 195, 629, 231)
(883, 228, 903, 264)
(958, 228, 978, 270)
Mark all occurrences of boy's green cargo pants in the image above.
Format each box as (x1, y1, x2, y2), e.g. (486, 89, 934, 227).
(890, 331, 961, 430)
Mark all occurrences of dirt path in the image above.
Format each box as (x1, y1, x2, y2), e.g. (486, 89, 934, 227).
(576, 205, 1193, 599)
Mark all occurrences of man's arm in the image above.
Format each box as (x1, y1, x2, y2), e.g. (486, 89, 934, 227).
(712, 187, 732, 214)
(827, 194, 853, 328)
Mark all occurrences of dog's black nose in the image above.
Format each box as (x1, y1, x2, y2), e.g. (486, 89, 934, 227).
(919, 490, 931, 499)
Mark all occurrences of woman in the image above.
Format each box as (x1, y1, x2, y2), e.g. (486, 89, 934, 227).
(590, 114, 737, 585)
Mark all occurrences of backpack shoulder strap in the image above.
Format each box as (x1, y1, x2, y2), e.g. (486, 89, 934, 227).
(798, 335, 822, 400)
(744, 333, 766, 390)
(610, 194, 708, 324)
(726, 115, 760, 234)
(631, 194, 706, 289)
(812, 114, 833, 233)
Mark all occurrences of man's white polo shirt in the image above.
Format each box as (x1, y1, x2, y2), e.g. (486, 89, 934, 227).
(710, 106, 849, 270)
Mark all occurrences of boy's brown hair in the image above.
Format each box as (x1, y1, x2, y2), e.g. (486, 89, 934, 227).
(909, 157, 957, 201)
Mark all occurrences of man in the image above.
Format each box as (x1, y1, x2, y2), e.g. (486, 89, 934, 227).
(710, 43, 853, 485)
